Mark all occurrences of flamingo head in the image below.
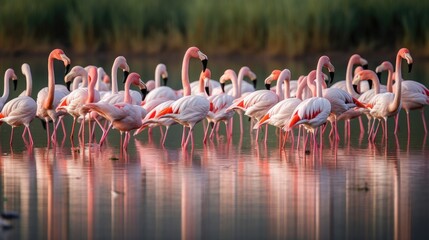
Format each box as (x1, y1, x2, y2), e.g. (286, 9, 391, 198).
(200, 68, 211, 96)
(65, 66, 88, 91)
(399, 48, 413, 73)
(50, 49, 71, 75)
(264, 69, 281, 90)
(188, 46, 209, 72)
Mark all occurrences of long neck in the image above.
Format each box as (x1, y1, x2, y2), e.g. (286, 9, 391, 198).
(95, 68, 103, 90)
(181, 50, 192, 96)
(386, 64, 394, 93)
(1, 71, 10, 100)
(346, 57, 359, 97)
(111, 61, 119, 94)
(87, 72, 96, 103)
(237, 67, 249, 96)
(316, 61, 324, 98)
(123, 79, 132, 104)
(25, 70, 33, 97)
(155, 64, 162, 88)
(275, 78, 283, 101)
(43, 54, 55, 109)
(231, 72, 239, 99)
(389, 53, 403, 112)
(72, 76, 83, 91)
(295, 76, 307, 100)
(283, 77, 291, 99)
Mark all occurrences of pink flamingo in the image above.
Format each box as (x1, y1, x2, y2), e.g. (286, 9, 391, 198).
(136, 69, 211, 145)
(253, 69, 302, 145)
(205, 69, 238, 142)
(366, 48, 413, 141)
(36, 48, 71, 145)
(99, 56, 132, 103)
(331, 54, 368, 96)
(146, 46, 209, 148)
(351, 69, 383, 134)
(82, 72, 147, 149)
(0, 64, 37, 147)
(0, 69, 18, 111)
(56, 66, 101, 143)
(226, 69, 284, 142)
(286, 56, 333, 150)
(376, 60, 428, 135)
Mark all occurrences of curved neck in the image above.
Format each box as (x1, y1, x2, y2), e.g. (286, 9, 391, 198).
(44, 53, 55, 109)
(283, 77, 291, 99)
(72, 76, 83, 91)
(154, 64, 163, 88)
(230, 71, 239, 98)
(95, 68, 103, 90)
(346, 57, 359, 97)
(111, 60, 120, 94)
(87, 70, 97, 103)
(24, 69, 33, 97)
(123, 78, 133, 104)
(295, 76, 307, 100)
(2, 70, 11, 100)
(389, 53, 403, 112)
(315, 60, 325, 98)
(385, 64, 394, 93)
(181, 50, 192, 96)
(275, 77, 283, 101)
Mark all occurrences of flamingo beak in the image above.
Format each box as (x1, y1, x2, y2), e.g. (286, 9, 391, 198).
(329, 72, 335, 84)
(140, 88, 148, 101)
(65, 64, 71, 75)
(408, 63, 413, 73)
(368, 79, 373, 90)
(205, 86, 210, 96)
(221, 82, 226, 93)
(13, 79, 18, 91)
(252, 78, 257, 89)
(66, 81, 72, 91)
(363, 64, 369, 70)
(353, 84, 360, 94)
(123, 71, 130, 83)
(162, 77, 168, 86)
(265, 83, 271, 90)
(201, 59, 208, 72)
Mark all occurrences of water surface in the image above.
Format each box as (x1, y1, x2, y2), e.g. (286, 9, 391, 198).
(0, 53, 428, 239)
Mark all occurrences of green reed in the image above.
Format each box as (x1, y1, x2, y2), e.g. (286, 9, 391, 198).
(0, 0, 427, 57)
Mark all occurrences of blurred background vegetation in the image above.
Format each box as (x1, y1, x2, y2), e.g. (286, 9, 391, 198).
(0, 0, 428, 57)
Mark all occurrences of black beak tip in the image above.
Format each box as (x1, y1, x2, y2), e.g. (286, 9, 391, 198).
(163, 77, 168, 86)
(264, 83, 271, 90)
(13, 79, 18, 91)
(221, 83, 225, 93)
(140, 88, 148, 101)
(253, 79, 257, 89)
(205, 86, 210, 96)
(201, 59, 208, 72)
(363, 64, 369, 70)
(329, 72, 335, 84)
(368, 79, 373, 90)
(123, 71, 130, 83)
(376, 72, 382, 81)
(353, 84, 360, 94)
(408, 63, 413, 73)
(66, 81, 72, 91)
(65, 64, 71, 75)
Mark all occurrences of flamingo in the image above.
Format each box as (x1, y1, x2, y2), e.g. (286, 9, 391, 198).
(376, 60, 428, 135)
(226, 69, 284, 142)
(253, 69, 302, 145)
(366, 48, 413, 141)
(36, 48, 71, 145)
(141, 63, 179, 113)
(350, 69, 384, 134)
(286, 56, 333, 150)
(331, 53, 369, 96)
(0, 69, 18, 111)
(205, 69, 238, 141)
(82, 72, 147, 149)
(99, 56, 131, 103)
(0, 63, 37, 147)
(152, 46, 209, 148)
(136, 69, 211, 145)
(56, 66, 101, 143)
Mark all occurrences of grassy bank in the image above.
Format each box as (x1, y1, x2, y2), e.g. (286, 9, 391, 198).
(0, 0, 428, 57)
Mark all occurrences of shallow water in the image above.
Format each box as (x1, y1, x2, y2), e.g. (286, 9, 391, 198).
(0, 53, 428, 239)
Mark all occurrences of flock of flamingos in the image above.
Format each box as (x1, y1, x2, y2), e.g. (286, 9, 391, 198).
(0, 46, 427, 151)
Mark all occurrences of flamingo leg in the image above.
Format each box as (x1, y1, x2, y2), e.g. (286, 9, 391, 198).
(99, 123, 112, 146)
(406, 110, 411, 137)
(26, 126, 34, 146)
(10, 127, 15, 146)
(70, 117, 77, 142)
(422, 108, 427, 134)
(161, 126, 170, 146)
(394, 112, 400, 134)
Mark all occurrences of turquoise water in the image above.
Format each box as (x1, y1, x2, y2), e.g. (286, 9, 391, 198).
(0, 52, 428, 239)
